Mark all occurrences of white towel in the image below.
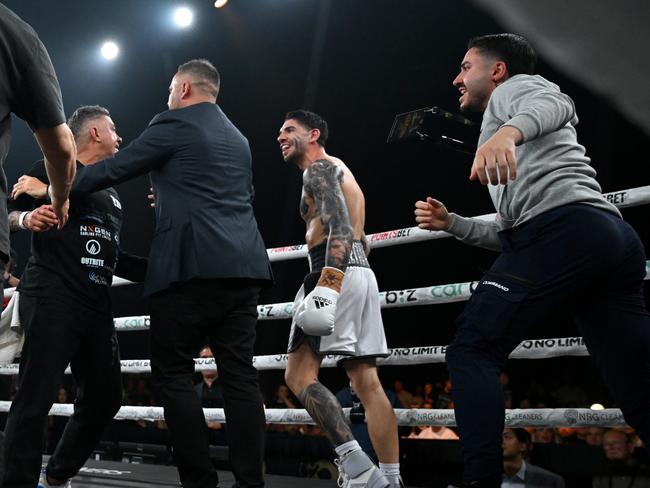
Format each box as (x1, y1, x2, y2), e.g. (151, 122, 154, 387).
(0, 291, 24, 364)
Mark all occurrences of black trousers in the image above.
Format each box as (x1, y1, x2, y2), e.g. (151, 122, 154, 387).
(2, 293, 122, 488)
(150, 279, 266, 488)
(446, 204, 650, 486)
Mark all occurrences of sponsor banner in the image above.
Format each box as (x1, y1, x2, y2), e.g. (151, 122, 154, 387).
(0, 337, 601, 375)
(266, 215, 496, 262)
(379, 281, 477, 309)
(510, 337, 588, 359)
(256, 302, 294, 320)
(603, 185, 650, 209)
(504, 408, 627, 428)
(395, 408, 457, 427)
(113, 316, 150, 331)
(264, 408, 315, 425)
(265, 186, 650, 262)
(113, 264, 649, 327)
(0, 401, 626, 427)
(267, 244, 308, 262)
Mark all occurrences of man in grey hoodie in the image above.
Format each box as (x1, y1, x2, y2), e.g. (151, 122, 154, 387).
(414, 33, 650, 488)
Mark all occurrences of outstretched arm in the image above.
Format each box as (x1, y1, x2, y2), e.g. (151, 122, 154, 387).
(414, 197, 501, 251)
(303, 159, 354, 271)
(70, 116, 175, 195)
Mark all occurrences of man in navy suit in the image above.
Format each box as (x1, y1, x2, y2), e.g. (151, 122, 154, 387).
(60, 59, 272, 488)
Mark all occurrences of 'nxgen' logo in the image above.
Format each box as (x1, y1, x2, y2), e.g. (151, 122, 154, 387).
(312, 296, 332, 309)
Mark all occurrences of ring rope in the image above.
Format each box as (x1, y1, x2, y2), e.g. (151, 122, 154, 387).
(0, 337, 589, 376)
(266, 185, 650, 262)
(111, 262, 650, 330)
(0, 401, 626, 428)
(3, 185, 648, 300)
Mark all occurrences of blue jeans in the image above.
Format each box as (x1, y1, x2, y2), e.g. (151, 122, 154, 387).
(446, 204, 650, 485)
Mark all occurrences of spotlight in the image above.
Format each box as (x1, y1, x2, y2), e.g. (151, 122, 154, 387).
(174, 6, 194, 27)
(214, 0, 228, 8)
(100, 41, 119, 60)
(590, 403, 605, 410)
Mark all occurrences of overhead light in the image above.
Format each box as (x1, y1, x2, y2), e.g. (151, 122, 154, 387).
(214, 0, 229, 8)
(590, 403, 605, 410)
(101, 41, 119, 60)
(174, 6, 194, 28)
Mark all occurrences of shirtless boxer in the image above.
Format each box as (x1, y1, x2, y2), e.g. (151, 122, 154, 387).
(278, 110, 403, 488)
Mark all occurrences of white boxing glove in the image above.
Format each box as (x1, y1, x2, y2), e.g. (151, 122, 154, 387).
(295, 266, 345, 336)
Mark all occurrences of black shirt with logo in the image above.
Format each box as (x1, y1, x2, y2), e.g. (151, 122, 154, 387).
(0, 3, 66, 260)
(9, 160, 146, 312)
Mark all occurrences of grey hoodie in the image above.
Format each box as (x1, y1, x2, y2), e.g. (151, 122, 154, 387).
(447, 74, 620, 251)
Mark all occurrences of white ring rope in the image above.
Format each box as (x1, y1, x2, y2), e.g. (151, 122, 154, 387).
(0, 401, 626, 428)
(110, 261, 650, 330)
(266, 185, 650, 262)
(0, 337, 588, 376)
(4, 185, 649, 300)
(0, 186, 645, 433)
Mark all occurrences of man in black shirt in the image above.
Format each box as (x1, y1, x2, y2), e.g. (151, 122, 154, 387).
(0, 2, 76, 275)
(3, 105, 146, 488)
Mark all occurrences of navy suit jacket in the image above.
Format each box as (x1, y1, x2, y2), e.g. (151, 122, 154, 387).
(71, 102, 272, 295)
(524, 462, 565, 488)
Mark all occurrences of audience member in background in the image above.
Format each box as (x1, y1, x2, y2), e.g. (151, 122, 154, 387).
(393, 380, 413, 408)
(267, 383, 301, 434)
(584, 427, 605, 446)
(270, 384, 298, 409)
(532, 427, 557, 444)
(550, 379, 588, 408)
(621, 427, 644, 448)
(435, 378, 453, 410)
(502, 428, 565, 487)
(336, 383, 403, 460)
(592, 429, 650, 488)
(194, 345, 226, 444)
(423, 383, 435, 405)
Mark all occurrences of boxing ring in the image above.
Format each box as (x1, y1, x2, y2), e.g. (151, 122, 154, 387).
(1, 185, 649, 487)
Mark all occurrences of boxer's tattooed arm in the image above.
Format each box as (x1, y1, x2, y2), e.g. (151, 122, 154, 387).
(298, 382, 354, 446)
(303, 159, 353, 270)
(299, 189, 317, 223)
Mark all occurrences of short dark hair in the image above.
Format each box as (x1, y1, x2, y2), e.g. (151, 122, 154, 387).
(512, 428, 532, 446)
(468, 33, 537, 76)
(178, 58, 221, 98)
(284, 109, 328, 147)
(67, 105, 111, 141)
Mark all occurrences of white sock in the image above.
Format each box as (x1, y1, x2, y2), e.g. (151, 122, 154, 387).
(379, 462, 400, 478)
(335, 440, 361, 457)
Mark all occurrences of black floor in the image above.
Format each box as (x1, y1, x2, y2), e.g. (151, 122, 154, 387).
(64, 458, 337, 487)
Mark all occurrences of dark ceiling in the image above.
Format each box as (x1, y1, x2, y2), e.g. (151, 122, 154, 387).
(4, 0, 649, 400)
